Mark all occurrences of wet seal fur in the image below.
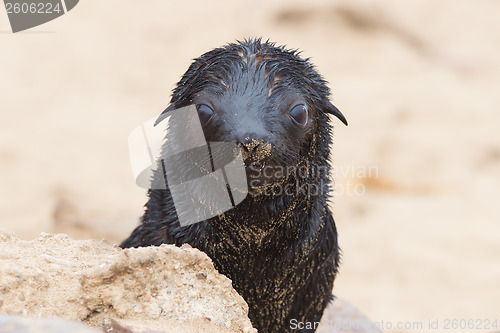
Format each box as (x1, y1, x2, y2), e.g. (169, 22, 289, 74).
(121, 38, 347, 333)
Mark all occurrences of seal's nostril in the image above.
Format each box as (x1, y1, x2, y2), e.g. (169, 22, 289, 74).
(240, 141, 261, 153)
(237, 139, 272, 164)
(237, 135, 264, 153)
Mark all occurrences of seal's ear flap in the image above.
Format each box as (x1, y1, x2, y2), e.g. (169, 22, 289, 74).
(154, 104, 177, 127)
(325, 100, 348, 126)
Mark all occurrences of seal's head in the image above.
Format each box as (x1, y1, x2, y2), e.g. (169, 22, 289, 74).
(156, 38, 347, 189)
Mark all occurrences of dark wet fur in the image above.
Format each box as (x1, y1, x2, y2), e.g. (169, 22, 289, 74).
(121, 38, 344, 333)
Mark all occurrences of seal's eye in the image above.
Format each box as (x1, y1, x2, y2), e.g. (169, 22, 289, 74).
(289, 104, 308, 126)
(196, 104, 214, 126)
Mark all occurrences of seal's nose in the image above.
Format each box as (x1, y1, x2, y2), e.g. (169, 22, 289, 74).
(236, 135, 272, 163)
(238, 137, 262, 155)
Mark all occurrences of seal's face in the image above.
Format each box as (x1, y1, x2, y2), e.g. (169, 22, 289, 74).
(192, 75, 316, 188)
(158, 39, 347, 189)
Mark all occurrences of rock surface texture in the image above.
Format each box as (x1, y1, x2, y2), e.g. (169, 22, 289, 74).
(0, 229, 255, 333)
(0, 229, 380, 332)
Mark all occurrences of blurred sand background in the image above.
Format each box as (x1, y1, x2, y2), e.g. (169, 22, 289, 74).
(1, 0, 499, 332)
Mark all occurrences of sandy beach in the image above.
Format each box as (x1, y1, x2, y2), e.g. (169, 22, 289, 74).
(1, 0, 499, 332)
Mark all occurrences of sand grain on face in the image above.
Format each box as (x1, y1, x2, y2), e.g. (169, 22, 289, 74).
(0, 229, 256, 333)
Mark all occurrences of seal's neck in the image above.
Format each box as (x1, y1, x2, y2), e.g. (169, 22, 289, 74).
(208, 181, 327, 251)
